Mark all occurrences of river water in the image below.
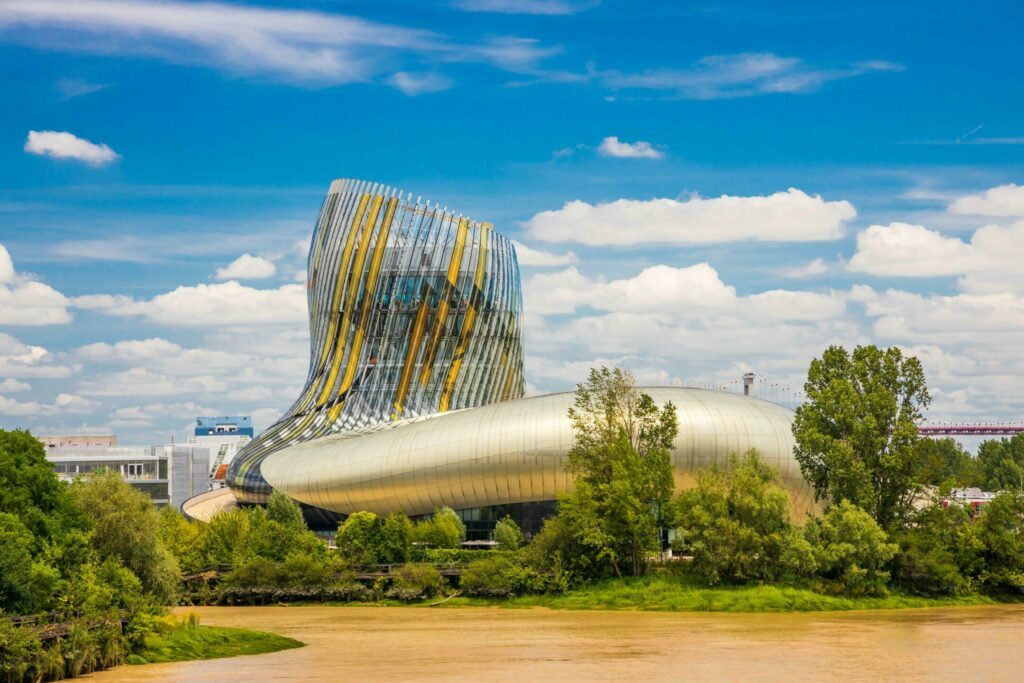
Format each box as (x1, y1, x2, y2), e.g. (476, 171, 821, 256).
(91, 604, 1024, 681)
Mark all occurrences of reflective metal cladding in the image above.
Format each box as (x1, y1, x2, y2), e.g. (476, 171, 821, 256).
(227, 179, 525, 503)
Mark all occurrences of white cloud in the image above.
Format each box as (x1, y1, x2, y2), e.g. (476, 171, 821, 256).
(524, 188, 855, 245)
(389, 71, 453, 95)
(0, 244, 72, 325)
(0, 393, 98, 417)
(55, 78, 107, 99)
(0, 334, 76, 379)
(948, 183, 1024, 217)
(0, 0, 560, 89)
(599, 53, 901, 100)
(780, 258, 829, 278)
(453, 0, 585, 14)
(0, 379, 31, 393)
(84, 281, 307, 326)
(79, 367, 227, 397)
(110, 401, 217, 428)
(215, 254, 277, 280)
(848, 221, 1024, 294)
(24, 130, 119, 166)
(597, 136, 664, 159)
(511, 241, 577, 267)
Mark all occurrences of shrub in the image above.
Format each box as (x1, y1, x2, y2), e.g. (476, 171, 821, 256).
(385, 563, 444, 601)
(335, 511, 383, 564)
(891, 503, 974, 597)
(976, 492, 1024, 595)
(460, 555, 549, 597)
(493, 516, 524, 551)
(412, 507, 465, 549)
(379, 512, 413, 564)
(805, 501, 898, 596)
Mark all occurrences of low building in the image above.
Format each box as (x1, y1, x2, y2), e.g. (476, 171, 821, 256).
(44, 442, 212, 508)
(36, 434, 117, 448)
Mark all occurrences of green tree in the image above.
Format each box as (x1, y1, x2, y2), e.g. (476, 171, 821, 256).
(266, 490, 307, 532)
(157, 506, 204, 574)
(379, 512, 413, 563)
(672, 452, 809, 585)
(915, 437, 980, 489)
(69, 470, 181, 603)
(412, 507, 466, 549)
(336, 511, 384, 563)
(891, 503, 978, 596)
(493, 516, 524, 551)
(804, 500, 898, 595)
(975, 491, 1024, 594)
(977, 435, 1024, 492)
(557, 367, 677, 577)
(793, 345, 931, 529)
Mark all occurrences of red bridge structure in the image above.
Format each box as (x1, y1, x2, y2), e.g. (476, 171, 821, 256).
(917, 424, 1024, 437)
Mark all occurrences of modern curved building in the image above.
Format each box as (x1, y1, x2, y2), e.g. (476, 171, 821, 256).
(214, 178, 812, 533)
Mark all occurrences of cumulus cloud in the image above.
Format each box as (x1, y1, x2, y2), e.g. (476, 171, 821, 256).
(0, 378, 31, 393)
(109, 401, 217, 428)
(597, 136, 664, 159)
(84, 281, 307, 326)
(524, 189, 855, 245)
(0, 244, 73, 325)
(598, 53, 901, 100)
(0, 393, 98, 417)
(215, 254, 277, 280)
(511, 241, 577, 267)
(0, 0, 559, 89)
(948, 183, 1024, 217)
(0, 333, 76, 379)
(388, 71, 453, 95)
(24, 130, 119, 166)
(848, 221, 1024, 294)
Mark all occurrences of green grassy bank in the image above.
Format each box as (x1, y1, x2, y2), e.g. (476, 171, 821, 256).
(442, 575, 1003, 613)
(127, 616, 303, 665)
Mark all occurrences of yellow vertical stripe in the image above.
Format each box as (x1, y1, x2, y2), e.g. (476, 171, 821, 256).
(392, 297, 431, 419)
(316, 195, 383, 406)
(418, 217, 469, 386)
(438, 225, 488, 412)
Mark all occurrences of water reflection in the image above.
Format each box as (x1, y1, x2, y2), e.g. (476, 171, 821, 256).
(91, 605, 1024, 682)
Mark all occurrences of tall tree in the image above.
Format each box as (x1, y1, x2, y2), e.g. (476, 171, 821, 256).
(559, 367, 677, 577)
(793, 345, 930, 529)
(976, 435, 1024, 492)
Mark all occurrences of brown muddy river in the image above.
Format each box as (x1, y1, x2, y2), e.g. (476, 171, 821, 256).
(91, 604, 1024, 681)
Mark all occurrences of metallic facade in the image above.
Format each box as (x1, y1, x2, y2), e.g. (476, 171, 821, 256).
(259, 388, 814, 518)
(227, 179, 525, 503)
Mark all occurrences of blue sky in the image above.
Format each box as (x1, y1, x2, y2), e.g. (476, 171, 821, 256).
(1, 0, 1022, 443)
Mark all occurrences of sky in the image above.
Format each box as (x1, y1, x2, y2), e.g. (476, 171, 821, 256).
(1, 0, 1023, 444)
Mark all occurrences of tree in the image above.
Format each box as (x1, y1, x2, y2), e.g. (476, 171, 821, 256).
(915, 437, 980, 489)
(69, 470, 181, 603)
(977, 435, 1024, 492)
(335, 511, 383, 563)
(266, 490, 307, 532)
(804, 500, 898, 595)
(493, 516, 524, 551)
(891, 503, 978, 596)
(672, 452, 809, 585)
(379, 512, 413, 563)
(975, 491, 1024, 594)
(553, 367, 677, 577)
(793, 345, 931, 529)
(412, 507, 466, 549)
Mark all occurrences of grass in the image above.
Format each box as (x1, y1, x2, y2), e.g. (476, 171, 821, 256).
(127, 615, 303, 665)
(442, 575, 1001, 613)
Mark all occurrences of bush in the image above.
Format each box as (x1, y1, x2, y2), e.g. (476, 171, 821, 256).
(976, 492, 1024, 595)
(385, 563, 444, 601)
(493, 516, 524, 551)
(891, 503, 975, 597)
(412, 507, 465, 549)
(335, 511, 384, 564)
(460, 555, 549, 597)
(805, 501, 898, 596)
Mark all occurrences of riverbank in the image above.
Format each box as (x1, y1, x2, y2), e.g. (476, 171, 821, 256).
(128, 615, 302, 665)
(444, 575, 1002, 612)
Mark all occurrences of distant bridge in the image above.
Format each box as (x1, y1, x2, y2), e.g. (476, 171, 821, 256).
(917, 424, 1024, 437)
